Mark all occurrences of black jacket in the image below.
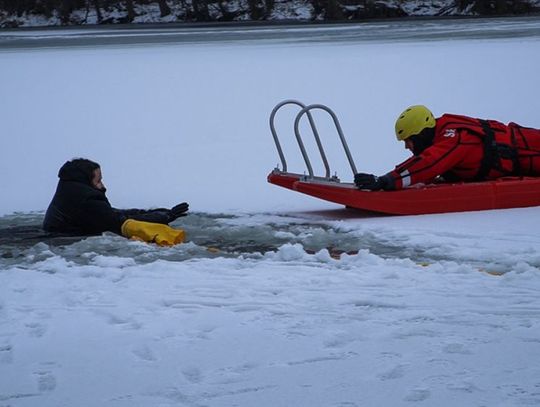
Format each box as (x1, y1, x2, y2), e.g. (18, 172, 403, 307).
(43, 161, 170, 236)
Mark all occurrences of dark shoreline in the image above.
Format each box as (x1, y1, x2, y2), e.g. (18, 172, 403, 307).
(2, 12, 540, 33)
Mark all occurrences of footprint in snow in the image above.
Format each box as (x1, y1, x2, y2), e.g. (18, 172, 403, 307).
(33, 371, 57, 393)
(443, 343, 472, 355)
(208, 363, 258, 385)
(25, 322, 47, 338)
(132, 344, 157, 362)
(0, 344, 13, 364)
(323, 331, 364, 349)
(182, 366, 203, 384)
(185, 324, 217, 341)
(404, 388, 431, 402)
(378, 364, 407, 381)
(94, 310, 142, 330)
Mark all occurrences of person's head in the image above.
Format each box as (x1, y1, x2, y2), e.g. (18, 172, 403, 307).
(58, 158, 106, 191)
(395, 105, 436, 155)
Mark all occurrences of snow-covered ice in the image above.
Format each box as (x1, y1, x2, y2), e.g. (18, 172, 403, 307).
(1, 223, 540, 406)
(1, 19, 540, 406)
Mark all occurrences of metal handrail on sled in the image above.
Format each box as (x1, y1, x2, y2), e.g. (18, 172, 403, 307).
(269, 99, 330, 177)
(269, 100, 358, 182)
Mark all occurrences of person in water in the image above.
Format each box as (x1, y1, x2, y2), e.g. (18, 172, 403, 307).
(354, 105, 540, 191)
(43, 158, 188, 245)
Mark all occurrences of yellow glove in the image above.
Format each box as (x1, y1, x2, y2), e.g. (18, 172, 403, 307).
(121, 219, 185, 246)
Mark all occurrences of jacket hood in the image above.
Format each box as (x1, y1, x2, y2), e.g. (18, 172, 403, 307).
(58, 159, 100, 186)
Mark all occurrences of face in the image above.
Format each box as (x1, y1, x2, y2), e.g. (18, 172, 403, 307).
(91, 168, 105, 191)
(404, 138, 415, 153)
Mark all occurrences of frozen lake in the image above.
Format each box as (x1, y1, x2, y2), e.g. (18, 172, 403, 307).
(1, 17, 540, 407)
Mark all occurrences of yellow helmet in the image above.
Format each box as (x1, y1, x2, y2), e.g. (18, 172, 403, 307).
(395, 105, 436, 141)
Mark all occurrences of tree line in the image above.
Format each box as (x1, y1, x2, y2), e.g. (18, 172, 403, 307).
(0, 0, 538, 26)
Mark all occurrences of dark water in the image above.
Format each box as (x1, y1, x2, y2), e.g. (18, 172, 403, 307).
(0, 211, 419, 267)
(1, 16, 540, 50)
(1, 211, 537, 276)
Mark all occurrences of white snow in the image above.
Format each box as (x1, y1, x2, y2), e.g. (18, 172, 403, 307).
(1, 21, 540, 406)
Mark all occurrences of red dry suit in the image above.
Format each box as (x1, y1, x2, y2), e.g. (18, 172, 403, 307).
(386, 114, 540, 190)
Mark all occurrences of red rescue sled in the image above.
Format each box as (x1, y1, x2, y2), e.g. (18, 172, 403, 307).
(268, 170, 540, 215)
(267, 100, 540, 215)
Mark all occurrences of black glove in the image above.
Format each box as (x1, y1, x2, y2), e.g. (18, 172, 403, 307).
(354, 173, 388, 191)
(168, 202, 189, 222)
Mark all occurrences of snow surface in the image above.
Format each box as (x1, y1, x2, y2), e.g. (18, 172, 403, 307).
(1, 20, 540, 406)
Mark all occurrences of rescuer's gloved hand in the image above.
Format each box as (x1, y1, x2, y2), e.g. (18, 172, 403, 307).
(168, 202, 189, 222)
(354, 173, 390, 191)
(121, 219, 185, 246)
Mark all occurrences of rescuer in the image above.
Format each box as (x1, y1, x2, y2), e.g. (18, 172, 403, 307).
(354, 105, 540, 191)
